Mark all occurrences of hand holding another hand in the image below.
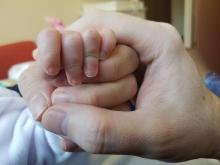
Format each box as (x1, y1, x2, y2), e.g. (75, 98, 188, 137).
(19, 10, 220, 162)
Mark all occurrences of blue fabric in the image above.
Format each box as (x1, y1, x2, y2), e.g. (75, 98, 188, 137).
(204, 72, 220, 97)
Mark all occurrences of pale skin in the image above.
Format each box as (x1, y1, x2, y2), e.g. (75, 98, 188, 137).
(35, 28, 118, 82)
(18, 10, 220, 162)
(24, 27, 138, 120)
(19, 26, 139, 151)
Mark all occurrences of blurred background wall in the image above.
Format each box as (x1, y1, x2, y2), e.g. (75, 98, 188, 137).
(0, 0, 191, 46)
(0, 0, 108, 44)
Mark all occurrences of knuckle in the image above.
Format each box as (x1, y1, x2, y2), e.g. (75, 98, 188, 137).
(38, 27, 58, 39)
(83, 29, 101, 53)
(62, 32, 83, 69)
(159, 23, 183, 47)
(65, 58, 82, 70)
(160, 23, 179, 37)
(44, 52, 57, 59)
(83, 29, 100, 40)
(62, 31, 82, 47)
(66, 63, 82, 71)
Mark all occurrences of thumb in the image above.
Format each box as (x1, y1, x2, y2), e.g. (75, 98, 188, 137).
(67, 10, 151, 57)
(41, 103, 146, 155)
(67, 9, 182, 63)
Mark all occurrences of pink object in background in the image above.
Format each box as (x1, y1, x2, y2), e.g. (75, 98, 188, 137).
(45, 16, 65, 32)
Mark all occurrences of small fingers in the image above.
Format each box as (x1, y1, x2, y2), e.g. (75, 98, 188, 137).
(60, 137, 79, 152)
(100, 28, 117, 60)
(82, 29, 101, 78)
(85, 45, 139, 83)
(37, 27, 61, 76)
(62, 31, 84, 85)
(32, 49, 38, 60)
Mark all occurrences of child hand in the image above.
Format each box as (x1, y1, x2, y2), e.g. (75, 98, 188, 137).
(34, 27, 117, 85)
(19, 45, 139, 121)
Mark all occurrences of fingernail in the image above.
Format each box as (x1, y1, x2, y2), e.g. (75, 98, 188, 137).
(29, 93, 49, 121)
(84, 56, 98, 77)
(46, 66, 58, 76)
(42, 110, 66, 135)
(47, 67, 55, 75)
(66, 68, 83, 85)
(61, 138, 79, 152)
(45, 62, 59, 76)
(69, 79, 82, 86)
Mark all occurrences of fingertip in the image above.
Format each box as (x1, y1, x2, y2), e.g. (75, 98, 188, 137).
(84, 56, 99, 78)
(44, 60, 60, 76)
(60, 138, 79, 152)
(37, 27, 61, 76)
(32, 49, 38, 60)
(83, 45, 139, 83)
(62, 31, 84, 84)
(82, 29, 101, 78)
(100, 28, 117, 60)
(65, 67, 83, 86)
(66, 73, 83, 86)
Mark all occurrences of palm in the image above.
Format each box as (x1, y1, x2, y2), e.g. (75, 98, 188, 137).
(70, 10, 218, 160)
(19, 11, 220, 160)
(134, 50, 216, 161)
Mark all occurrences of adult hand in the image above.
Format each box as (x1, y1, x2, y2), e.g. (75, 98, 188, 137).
(41, 10, 220, 162)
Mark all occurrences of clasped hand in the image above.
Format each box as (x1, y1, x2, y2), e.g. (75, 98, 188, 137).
(18, 10, 220, 162)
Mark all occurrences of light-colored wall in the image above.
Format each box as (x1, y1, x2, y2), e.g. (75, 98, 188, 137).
(0, 0, 106, 44)
(171, 0, 184, 37)
(171, 0, 194, 48)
